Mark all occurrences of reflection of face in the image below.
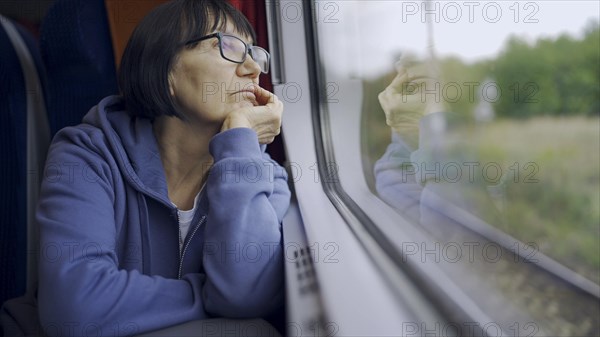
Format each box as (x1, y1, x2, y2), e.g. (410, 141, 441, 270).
(168, 22, 261, 126)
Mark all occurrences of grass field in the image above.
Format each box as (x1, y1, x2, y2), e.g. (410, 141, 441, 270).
(363, 107, 600, 284)
(471, 116, 600, 284)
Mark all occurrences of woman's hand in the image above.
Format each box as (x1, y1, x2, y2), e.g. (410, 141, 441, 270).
(221, 86, 283, 144)
(378, 57, 445, 134)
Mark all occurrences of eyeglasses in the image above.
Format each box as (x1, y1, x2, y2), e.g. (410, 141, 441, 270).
(184, 32, 270, 74)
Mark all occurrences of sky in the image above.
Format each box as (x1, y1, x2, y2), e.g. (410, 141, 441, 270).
(315, 1, 600, 77)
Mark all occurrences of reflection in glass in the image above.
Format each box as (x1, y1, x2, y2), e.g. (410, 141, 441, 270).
(314, 1, 599, 335)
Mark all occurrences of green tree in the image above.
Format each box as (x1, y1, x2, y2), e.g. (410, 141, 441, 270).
(493, 21, 600, 118)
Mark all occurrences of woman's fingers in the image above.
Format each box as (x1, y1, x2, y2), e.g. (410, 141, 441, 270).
(222, 87, 283, 144)
(254, 86, 276, 106)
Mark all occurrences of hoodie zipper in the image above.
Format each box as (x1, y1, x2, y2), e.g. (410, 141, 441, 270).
(177, 214, 207, 279)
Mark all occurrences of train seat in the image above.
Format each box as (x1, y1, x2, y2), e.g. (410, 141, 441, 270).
(0, 14, 50, 336)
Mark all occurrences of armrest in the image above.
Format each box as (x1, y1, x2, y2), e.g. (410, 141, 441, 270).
(137, 318, 281, 337)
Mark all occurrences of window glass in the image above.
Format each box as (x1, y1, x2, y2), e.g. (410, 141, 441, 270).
(313, 1, 599, 335)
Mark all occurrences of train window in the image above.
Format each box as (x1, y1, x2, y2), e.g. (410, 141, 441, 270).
(309, 1, 599, 335)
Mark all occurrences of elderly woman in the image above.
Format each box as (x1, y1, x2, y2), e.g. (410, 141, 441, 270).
(1, 0, 290, 335)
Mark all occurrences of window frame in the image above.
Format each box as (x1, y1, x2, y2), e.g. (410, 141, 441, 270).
(274, 1, 426, 335)
(277, 1, 600, 336)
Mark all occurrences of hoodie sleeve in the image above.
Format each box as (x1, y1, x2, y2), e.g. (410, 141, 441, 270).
(374, 131, 423, 222)
(374, 112, 502, 226)
(37, 128, 208, 336)
(202, 128, 291, 318)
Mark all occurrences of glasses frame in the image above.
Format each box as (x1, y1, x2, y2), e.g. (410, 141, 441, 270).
(184, 32, 270, 74)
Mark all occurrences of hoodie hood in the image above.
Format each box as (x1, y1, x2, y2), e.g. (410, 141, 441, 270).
(81, 95, 172, 207)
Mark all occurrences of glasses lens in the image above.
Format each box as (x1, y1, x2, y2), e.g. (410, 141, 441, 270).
(220, 35, 247, 63)
(250, 46, 270, 74)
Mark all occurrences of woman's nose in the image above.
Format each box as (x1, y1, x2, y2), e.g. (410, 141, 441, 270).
(238, 55, 261, 79)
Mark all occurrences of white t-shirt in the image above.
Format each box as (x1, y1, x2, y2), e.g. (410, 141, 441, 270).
(175, 192, 201, 251)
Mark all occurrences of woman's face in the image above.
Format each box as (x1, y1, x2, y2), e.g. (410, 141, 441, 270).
(168, 22, 262, 126)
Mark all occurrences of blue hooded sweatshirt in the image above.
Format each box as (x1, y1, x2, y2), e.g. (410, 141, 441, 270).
(1, 95, 291, 336)
(374, 112, 502, 228)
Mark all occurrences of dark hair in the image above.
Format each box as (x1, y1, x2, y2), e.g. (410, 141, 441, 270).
(118, 0, 256, 120)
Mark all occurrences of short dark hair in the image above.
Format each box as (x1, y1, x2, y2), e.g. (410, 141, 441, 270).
(118, 0, 256, 120)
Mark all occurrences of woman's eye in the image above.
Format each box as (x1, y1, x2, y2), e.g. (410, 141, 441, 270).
(222, 40, 234, 51)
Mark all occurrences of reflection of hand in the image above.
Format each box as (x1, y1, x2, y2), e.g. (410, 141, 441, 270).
(378, 58, 444, 135)
(221, 86, 283, 144)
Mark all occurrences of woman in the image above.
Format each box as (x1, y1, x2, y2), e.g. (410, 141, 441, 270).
(2, 0, 290, 335)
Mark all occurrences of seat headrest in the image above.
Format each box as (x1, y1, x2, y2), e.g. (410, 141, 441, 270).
(40, 0, 118, 136)
(40, 0, 115, 73)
